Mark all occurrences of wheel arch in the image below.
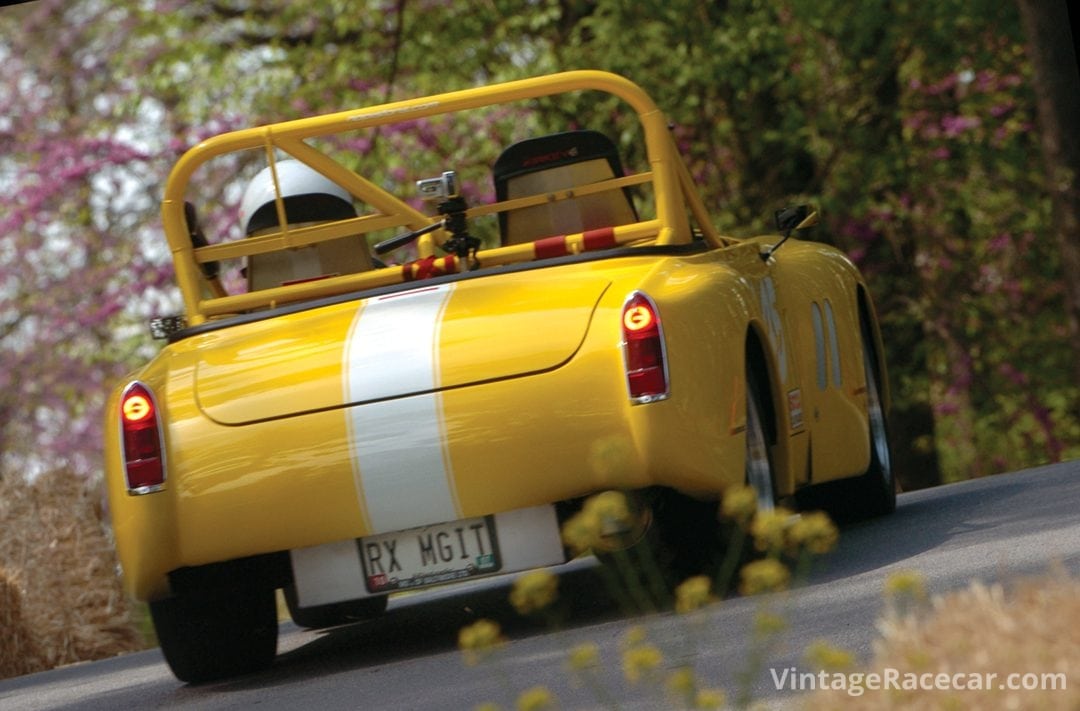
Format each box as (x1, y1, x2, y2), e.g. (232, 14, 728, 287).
(744, 323, 796, 497)
(744, 326, 778, 446)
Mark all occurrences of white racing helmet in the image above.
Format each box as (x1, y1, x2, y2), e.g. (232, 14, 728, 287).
(240, 159, 356, 235)
(238, 159, 373, 290)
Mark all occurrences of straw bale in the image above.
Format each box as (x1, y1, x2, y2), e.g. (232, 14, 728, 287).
(0, 470, 145, 680)
(0, 568, 45, 678)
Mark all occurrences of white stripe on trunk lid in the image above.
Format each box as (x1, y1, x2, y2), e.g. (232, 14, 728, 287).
(343, 284, 460, 533)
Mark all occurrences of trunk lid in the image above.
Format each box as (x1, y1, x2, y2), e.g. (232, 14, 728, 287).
(193, 271, 611, 425)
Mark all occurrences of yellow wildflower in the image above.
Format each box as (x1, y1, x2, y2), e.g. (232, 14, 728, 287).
(904, 648, 933, 670)
(787, 511, 839, 555)
(566, 642, 601, 671)
(752, 610, 788, 636)
(510, 569, 559, 615)
(803, 639, 855, 671)
(562, 490, 643, 554)
(674, 575, 715, 614)
(458, 619, 504, 650)
(721, 484, 758, 526)
(695, 688, 727, 709)
(584, 490, 634, 536)
(474, 704, 501, 711)
(560, 508, 600, 555)
(749, 506, 795, 552)
(622, 643, 663, 684)
(619, 625, 648, 650)
(666, 666, 697, 700)
(739, 558, 791, 596)
(516, 685, 556, 711)
(884, 570, 927, 601)
(457, 619, 506, 665)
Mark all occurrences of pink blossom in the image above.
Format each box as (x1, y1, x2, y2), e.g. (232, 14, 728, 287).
(940, 114, 980, 137)
(934, 400, 960, 416)
(998, 363, 1029, 386)
(839, 218, 876, 242)
(924, 74, 958, 96)
(987, 233, 1011, 253)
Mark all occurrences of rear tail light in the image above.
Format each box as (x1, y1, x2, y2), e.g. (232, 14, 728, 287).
(119, 382, 166, 494)
(621, 292, 670, 403)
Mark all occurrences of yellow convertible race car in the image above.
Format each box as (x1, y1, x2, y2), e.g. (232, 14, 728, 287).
(105, 71, 894, 682)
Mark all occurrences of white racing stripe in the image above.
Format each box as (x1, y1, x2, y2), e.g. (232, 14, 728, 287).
(343, 284, 460, 533)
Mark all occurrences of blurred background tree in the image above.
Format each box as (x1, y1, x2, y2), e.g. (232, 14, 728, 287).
(0, 1, 176, 479)
(1, 0, 1076, 488)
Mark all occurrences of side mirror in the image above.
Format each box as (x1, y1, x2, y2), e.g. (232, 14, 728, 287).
(762, 204, 818, 262)
(774, 204, 818, 237)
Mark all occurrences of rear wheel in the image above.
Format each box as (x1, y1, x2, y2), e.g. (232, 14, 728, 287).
(863, 329, 895, 510)
(150, 583, 277, 683)
(807, 318, 896, 521)
(600, 365, 780, 598)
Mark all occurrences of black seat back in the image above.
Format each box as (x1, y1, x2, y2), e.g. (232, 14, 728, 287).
(492, 130, 637, 246)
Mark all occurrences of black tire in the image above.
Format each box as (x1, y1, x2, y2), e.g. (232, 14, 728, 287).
(150, 584, 277, 684)
(861, 317, 897, 515)
(806, 318, 896, 521)
(283, 584, 388, 629)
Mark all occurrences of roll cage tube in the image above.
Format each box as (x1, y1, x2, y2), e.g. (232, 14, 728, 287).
(162, 70, 723, 325)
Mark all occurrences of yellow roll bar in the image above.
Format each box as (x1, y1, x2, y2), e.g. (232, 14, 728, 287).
(162, 70, 722, 324)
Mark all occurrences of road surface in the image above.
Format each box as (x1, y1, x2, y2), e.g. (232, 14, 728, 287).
(2, 460, 1077, 710)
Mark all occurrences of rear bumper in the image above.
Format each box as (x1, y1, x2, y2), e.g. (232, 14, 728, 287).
(290, 504, 566, 607)
(108, 323, 745, 603)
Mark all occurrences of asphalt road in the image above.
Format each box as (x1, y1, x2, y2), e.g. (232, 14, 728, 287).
(2, 460, 1078, 710)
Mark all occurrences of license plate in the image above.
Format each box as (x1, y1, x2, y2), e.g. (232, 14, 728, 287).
(358, 516, 501, 593)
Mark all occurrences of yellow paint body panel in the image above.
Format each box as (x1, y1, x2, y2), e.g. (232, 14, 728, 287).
(105, 72, 887, 601)
(191, 273, 609, 425)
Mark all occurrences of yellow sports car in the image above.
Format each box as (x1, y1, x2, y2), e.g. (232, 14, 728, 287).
(105, 71, 894, 682)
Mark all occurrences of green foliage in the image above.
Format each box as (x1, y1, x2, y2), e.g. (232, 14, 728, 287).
(544, 0, 1077, 478)
(1, 0, 1075, 481)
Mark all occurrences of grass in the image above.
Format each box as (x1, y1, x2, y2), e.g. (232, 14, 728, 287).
(803, 568, 1079, 710)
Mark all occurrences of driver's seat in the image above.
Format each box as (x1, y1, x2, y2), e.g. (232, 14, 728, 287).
(492, 130, 637, 246)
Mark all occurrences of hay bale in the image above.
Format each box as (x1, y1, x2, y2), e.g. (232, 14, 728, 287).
(0, 470, 145, 680)
(0, 569, 45, 678)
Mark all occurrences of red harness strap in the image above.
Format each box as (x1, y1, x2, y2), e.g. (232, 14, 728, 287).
(402, 255, 458, 281)
(533, 235, 571, 259)
(582, 226, 617, 251)
(533, 226, 618, 260)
